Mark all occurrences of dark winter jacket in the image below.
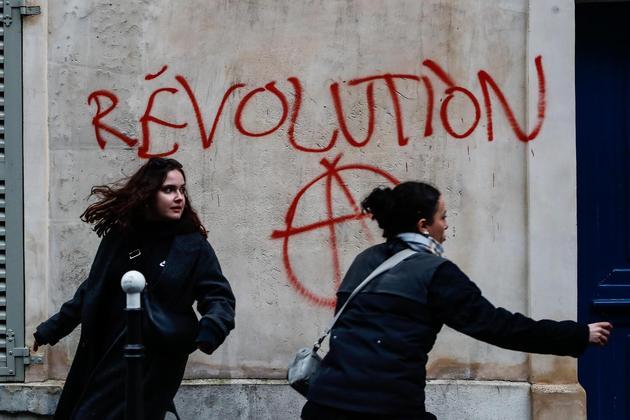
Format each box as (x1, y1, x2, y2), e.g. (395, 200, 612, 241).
(307, 239, 589, 416)
(35, 228, 236, 419)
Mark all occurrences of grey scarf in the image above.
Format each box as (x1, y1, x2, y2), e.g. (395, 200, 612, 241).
(396, 232, 444, 257)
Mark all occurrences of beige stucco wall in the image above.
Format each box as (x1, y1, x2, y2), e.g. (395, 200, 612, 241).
(21, 0, 581, 417)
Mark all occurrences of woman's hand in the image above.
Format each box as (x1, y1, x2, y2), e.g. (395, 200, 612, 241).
(588, 322, 612, 346)
(197, 342, 215, 355)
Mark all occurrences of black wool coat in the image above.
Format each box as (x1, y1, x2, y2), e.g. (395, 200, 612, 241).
(308, 239, 589, 417)
(35, 230, 236, 420)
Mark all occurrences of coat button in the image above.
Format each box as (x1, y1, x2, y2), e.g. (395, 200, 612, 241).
(377, 339, 381, 344)
(333, 335, 337, 339)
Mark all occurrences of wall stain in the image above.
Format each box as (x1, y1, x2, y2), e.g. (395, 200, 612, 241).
(427, 357, 528, 381)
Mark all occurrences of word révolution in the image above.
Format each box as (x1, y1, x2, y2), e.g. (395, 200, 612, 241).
(88, 56, 546, 158)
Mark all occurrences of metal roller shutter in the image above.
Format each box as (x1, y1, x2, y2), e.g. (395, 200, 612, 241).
(0, 0, 40, 382)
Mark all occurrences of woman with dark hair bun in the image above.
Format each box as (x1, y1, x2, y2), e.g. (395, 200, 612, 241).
(302, 181, 611, 420)
(33, 158, 236, 420)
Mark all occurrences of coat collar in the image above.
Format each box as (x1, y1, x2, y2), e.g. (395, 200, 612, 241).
(149, 233, 202, 298)
(87, 231, 203, 300)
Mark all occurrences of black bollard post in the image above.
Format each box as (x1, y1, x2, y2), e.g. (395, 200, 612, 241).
(121, 270, 146, 420)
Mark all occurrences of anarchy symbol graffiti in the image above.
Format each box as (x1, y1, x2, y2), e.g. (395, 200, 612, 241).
(271, 154, 399, 308)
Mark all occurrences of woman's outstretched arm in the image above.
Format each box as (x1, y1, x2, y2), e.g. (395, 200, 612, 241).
(428, 261, 610, 356)
(33, 277, 89, 349)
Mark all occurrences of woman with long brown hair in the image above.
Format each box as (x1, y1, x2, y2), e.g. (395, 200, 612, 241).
(34, 158, 236, 419)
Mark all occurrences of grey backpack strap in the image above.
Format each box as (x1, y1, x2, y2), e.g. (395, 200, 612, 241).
(312, 248, 417, 350)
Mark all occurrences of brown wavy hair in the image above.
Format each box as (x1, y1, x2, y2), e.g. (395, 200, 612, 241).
(81, 158, 207, 237)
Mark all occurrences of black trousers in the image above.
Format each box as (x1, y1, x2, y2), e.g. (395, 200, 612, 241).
(301, 401, 437, 420)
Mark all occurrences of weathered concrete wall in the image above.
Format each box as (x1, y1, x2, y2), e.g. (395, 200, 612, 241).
(13, 0, 581, 418)
(0, 380, 531, 419)
(45, 0, 534, 379)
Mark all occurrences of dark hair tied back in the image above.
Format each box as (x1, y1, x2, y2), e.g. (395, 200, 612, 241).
(361, 181, 441, 239)
(361, 186, 396, 231)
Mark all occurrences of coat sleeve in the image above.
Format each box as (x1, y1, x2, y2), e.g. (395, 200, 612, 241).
(427, 262, 589, 357)
(33, 233, 115, 346)
(193, 240, 236, 354)
(34, 277, 88, 346)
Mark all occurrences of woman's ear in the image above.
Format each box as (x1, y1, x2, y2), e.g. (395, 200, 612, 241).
(417, 218, 429, 235)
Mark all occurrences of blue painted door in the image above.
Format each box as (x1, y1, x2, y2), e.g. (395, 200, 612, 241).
(576, 3, 630, 419)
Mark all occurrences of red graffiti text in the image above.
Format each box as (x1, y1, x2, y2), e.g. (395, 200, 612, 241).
(88, 56, 546, 158)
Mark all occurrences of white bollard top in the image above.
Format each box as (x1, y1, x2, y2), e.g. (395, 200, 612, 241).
(121, 270, 146, 309)
(121, 270, 146, 292)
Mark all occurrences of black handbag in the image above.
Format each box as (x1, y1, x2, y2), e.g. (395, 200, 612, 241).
(127, 246, 199, 353)
(142, 293, 199, 353)
(287, 249, 417, 396)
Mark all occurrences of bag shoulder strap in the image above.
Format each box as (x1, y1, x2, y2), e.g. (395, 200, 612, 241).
(313, 248, 417, 350)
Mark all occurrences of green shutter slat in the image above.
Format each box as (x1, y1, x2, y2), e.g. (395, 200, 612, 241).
(0, 2, 25, 381)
